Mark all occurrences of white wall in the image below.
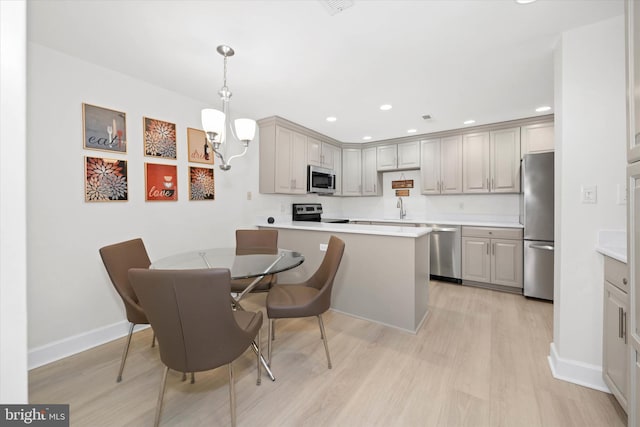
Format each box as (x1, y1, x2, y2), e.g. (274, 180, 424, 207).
(341, 169, 520, 223)
(0, 0, 28, 403)
(550, 16, 627, 390)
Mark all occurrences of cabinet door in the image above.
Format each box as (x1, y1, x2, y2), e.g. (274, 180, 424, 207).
(342, 148, 362, 196)
(274, 126, 294, 193)
(490, 127, 521, 193)
(322, 142, 339, 170)
(441, 135, 463, 194)
(462, 237, 491, 283)
(362, 147, 379, 195)
(490, 238, 523, 288)
(463, 132, 490, 193)
(307, 136, 322, 167)
(376, 145, 397, 171)
(332, 145, 342, 195)
(604, 281, 628, 411)
(290, 131, 308, 193)
(521, 123, 554, 155)
(420, 139, 441, 194)
(398, 141, 421, 169)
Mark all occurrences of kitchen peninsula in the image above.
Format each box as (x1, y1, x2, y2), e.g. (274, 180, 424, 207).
(258, 221, 431, 333)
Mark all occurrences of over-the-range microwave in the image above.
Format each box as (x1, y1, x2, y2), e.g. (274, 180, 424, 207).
(307, 165, 336, 194)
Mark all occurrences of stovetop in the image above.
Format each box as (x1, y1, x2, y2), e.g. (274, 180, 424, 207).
(292, 203, 349, 223)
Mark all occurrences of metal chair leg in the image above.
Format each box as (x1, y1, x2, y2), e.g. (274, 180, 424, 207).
(229, 363, 236, 427)
(191, 372, 195, 384)
(181, 372, 187, 382)
(154, 366, 169, 427)
(117, 323, 135, 382)
(271, 319, 275, 341)
(151, 331, 156, 348)
(317, 315, 332, 369)
(267, 319, 274, 365)
(256, 329, 262, 386)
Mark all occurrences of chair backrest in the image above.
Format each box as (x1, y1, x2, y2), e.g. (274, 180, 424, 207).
(235, 229, 278, 255)
(128, 268, 255, 373)
(306, 235, 345, 311)
(99, 238, 151, 324)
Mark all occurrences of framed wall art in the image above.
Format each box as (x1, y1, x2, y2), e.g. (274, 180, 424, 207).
(187, 127, 214, 165)
(82, 103, 127, 153)
(84, 156, 128, 202)
(144, 117, 177, 159)
(189, 166, 215, 200)
(145, 163, 178, 201)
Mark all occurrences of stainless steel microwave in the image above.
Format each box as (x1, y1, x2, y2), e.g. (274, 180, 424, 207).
(307, 165, 336, 194)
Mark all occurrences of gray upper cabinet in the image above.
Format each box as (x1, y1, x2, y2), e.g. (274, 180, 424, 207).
(259, 122, 307, 194)
(377, 141, 420, 171)
(521, 122, 554, 155)
(342, 148, 362, 196)
(308, 137, 340, 171)
(421, 135, 463, 195)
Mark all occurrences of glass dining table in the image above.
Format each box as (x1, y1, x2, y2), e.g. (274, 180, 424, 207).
(150, 247, 305, 381)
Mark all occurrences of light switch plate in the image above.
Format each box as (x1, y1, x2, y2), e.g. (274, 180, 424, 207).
(581, 185, 597, 204)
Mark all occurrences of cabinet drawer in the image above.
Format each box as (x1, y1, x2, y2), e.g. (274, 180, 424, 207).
(461, 226, 523, 240)
(605, 256, 629, 293)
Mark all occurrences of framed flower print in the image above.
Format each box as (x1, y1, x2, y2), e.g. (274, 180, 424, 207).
(145, 163, 178, 201)
(82, 103, 127, 153)
(143, 117, 177, 159)
(84, 156, 128, 202)
(189, 167, 215, 200)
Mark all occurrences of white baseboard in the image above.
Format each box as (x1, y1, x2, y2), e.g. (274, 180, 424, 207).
(28, 321, 149, 370)
(328, 308, 428, 335)
(548, 342, 610, 393)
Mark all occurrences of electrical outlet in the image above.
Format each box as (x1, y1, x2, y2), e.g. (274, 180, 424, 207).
(581, 185, 597, 204)
(319, 243, 328, 252)
(617, 184, 627, 205)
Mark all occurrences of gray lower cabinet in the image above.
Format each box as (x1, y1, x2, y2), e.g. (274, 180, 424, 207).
(603, 256, 629, 412)
(461, 226, 523, 289)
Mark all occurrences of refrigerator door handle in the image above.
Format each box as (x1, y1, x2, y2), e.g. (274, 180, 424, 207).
(529, 243, 554, 251)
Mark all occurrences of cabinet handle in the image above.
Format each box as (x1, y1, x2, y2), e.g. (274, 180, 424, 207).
(491, 178, 494, 189)
(486, 178, 490, 190)
(624, 311, 627, 343)
(374, 184, 376, 193)
(623, 278, 628, 285)
(619, 307, 624, 339)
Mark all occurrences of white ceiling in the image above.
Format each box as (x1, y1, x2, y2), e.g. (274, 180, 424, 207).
(27, 0, 623, 143)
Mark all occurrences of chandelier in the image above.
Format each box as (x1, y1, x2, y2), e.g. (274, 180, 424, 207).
(201, 45, 256, 171)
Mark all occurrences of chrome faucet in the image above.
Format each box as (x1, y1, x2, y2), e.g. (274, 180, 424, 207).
(397, 197, 407, 219)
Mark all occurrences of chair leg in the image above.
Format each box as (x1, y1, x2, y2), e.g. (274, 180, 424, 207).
(256, 328, 262, 386)
(151, 331, 156, 348)
(181, 372, 187, 382)
(117, 323, 135, 382)
(271, 319, 275, 341)
(191, 372, 195, 384)
(228, 363, 236, 427)
(317, 315, 332, 369)
(267, 319, 274, 365)
(154, 366, 169, 427)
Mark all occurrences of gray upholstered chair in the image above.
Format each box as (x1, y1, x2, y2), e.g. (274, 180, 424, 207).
(266, 235, 345, 369)
(129, 268, 263, 427)
(99, 238, 155, 382)
(230, 229, 278, 293)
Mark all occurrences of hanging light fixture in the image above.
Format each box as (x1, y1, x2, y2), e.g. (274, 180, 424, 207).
(201, 45, 256, 171)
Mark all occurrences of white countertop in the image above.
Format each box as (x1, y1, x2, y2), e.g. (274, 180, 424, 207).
(258, 220, 431, 238)
(349, 218, 524, 228)
(596, 230, 627, 263)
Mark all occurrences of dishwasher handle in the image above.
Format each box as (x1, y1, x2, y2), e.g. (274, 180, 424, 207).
(529, 243, 554, 251)
(429, 227, 459, 232)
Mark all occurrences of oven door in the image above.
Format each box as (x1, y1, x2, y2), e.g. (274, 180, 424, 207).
(307, 165, 335, 194)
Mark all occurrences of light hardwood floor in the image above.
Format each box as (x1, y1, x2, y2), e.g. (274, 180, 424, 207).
(29, 281, 627, 426)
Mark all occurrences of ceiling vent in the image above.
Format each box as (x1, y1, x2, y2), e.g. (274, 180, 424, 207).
(319, 0, 354, 16)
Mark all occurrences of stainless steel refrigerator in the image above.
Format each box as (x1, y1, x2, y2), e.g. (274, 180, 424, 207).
(522, 152, 554, 300)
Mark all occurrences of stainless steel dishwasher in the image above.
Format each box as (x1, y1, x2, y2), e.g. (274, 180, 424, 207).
(425, 224, 462, 283)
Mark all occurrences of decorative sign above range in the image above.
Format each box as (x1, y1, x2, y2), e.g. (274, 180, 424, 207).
(391, 180, 414, 189)
(395, 189, 410, 197)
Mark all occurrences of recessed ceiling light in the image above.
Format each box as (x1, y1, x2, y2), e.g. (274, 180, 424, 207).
(362, 136, 372, 140)
(407, 129, 417, 133)
(515, 0, 537, 4)
(379, 104, 392, 111)
(326, 116, 337, 122)
(463, 120, 476, 125)
(535, 106, 552, 112)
